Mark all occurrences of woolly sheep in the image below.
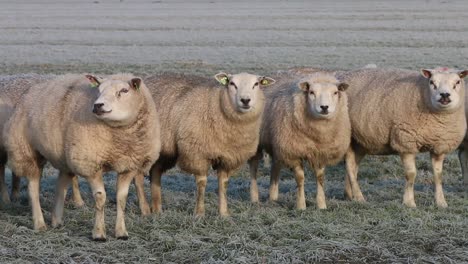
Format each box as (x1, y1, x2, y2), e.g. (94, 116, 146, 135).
(3, 74, 160, 240)
(0, 74, 83, 206)
(342, 67, 467, 208)
(248, 73, 351, 209)
(143, 72, 275, 216)
(457, 91, 468, 195)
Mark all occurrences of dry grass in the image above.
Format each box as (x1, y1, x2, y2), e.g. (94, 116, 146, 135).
(1, 153, 467, 263)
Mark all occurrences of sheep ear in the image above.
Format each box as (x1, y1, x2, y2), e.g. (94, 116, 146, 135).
(298, 81, 310, 91)
(85, 75, 100, 87)
(338, 83, 349, 91)
(259, 77, 276, 86)
(421, 69, 432, 79)
(215, 72, 229, 86)
(130, 78, 141, 90)
(459, 70, 468, 79)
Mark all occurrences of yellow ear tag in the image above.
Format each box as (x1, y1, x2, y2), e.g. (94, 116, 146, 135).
(261, 79, 269, 85)
(220, 77, 228, 85)
(90, 83, 98, 88)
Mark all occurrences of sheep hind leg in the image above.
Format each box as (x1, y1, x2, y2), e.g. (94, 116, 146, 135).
(88, 172, 107, 241)
(345, 147, 366, 202)
(71, 175, 85, 208)
(11, 172, 21, 202)
(0, 164, 11, 204)
(194, 174, 207, 217)
(52, 171, 73, 228)
(115, 171, 135, 240)
(400, 153, 417, 208)
(458, 148, 468, 198)
(150, 165, 163, 214)
(293, 165, 306, 210)
(134, 173, 151, 216)
(27, 172, 47, 231)
(269, 159, 282, 202)
(248, 153, 262, 203)
(431, 153, 447, 208)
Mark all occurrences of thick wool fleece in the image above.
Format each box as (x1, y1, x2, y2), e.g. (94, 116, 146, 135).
(342, 68, 466, 155)
(260, 74, 351, 170)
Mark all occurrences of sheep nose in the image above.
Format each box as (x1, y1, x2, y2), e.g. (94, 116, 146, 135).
(320, 105, 329, 111)
(240, 98, 251, 106)
(93, 103, 104, 113)
(440, 93, 450, 99)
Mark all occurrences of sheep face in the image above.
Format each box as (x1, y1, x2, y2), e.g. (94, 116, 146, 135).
(299, 79, 348, 120)
(87, 75, 144, 126)
(215, 72, 275, 113)
(421, 68, 468, 112)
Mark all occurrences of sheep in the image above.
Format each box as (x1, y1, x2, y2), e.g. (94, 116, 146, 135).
(3, 73, 160, 240)
(0, 74, 84, 206)
(458, 92, 468, 195)
(341, 67, 468, 208)
(143, 72, 275, 216)
(248, 73, 351, 209)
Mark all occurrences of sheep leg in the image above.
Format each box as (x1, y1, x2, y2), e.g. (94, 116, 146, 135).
(150, 165, 163, 214)
(400, 153, 417, 208)
(11, 172, 21, 201)
(293, 165, 306, 210)
(71, 175, 84, 208)
(217, 169, 230, 217)
(27, 174, 47, 231)
(115, 171, 135, 240)
(52, 171, 73, 228)
(194, 174, 207, 217)
(0, 164, 10, 204)
(248, 156, 261, 203)
(134, 173, 151, 216)
(458, 148, 468, 197)
(431, 153, 447, 208)
(315, 167, 327, 209)
(345, 148, 366, 202)
(88, 173, 107, 241)
(269, 159, 282, 201)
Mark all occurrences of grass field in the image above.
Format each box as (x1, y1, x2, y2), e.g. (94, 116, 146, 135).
(1, 0, 468, 263)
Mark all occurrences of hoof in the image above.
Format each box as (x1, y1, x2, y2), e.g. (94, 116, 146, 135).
(73, 201, 85, 208)
(403, 201, 417, 208)
(51, 221, 63, 229)
(436, 201, 448, 208)
(93, 236, 107, 242)
(117, 235, 129, 240)
(34, 223, 48, 231)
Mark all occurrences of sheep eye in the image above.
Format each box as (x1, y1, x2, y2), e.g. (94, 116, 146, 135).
(334, 91, 339, 95)
(120, 88, 129, 94)
(230, 82, 237, 89)
(310, 91, 314, 95)
(253, 82, 259, 89)
(430, 80, 437, 89)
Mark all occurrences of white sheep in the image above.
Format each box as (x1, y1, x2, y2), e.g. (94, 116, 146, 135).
(0, 74, 84, 206)
(3, 74, 160, 240)
(143, 72, 275, 216)
(342, 67, 467, 208)
(249, 73, 351, 209)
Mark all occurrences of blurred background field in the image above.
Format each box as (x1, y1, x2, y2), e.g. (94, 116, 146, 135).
(0, 0, 467, 263)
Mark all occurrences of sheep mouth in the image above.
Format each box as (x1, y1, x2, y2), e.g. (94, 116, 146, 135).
(93, 109, 112, 116)
(438, 98, 451, 105)
(240, 105, 251, 111)
(320, 110, 329, 115)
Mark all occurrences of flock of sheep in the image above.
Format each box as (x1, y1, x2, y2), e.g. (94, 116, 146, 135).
(0, 66, 467, 241)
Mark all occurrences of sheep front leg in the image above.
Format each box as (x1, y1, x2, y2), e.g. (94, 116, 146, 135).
(52, 171, 73, 228)
(134, 173, 151, 216)
(248, 156, 261, 203)
(400, 153, 417, 208)
(88, 173, 107, 241)
(150, 165, 163, 214)
(11, 173, 21, 201)
(293, 165, 306, 210)
(115, 171, 135, 240)
(217, 169, 231, 217)
(345, 147, 366, 202)
(315, 167, 327, 209)
(269, 159, 282, 201)
(458, 148, 468, 197)
(0, 164, 10, 204)
(28, 175, 47, 231)
(194, 174, 207, 216)
(71, 175, 85, 208)
(431, 153, 448, 208)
